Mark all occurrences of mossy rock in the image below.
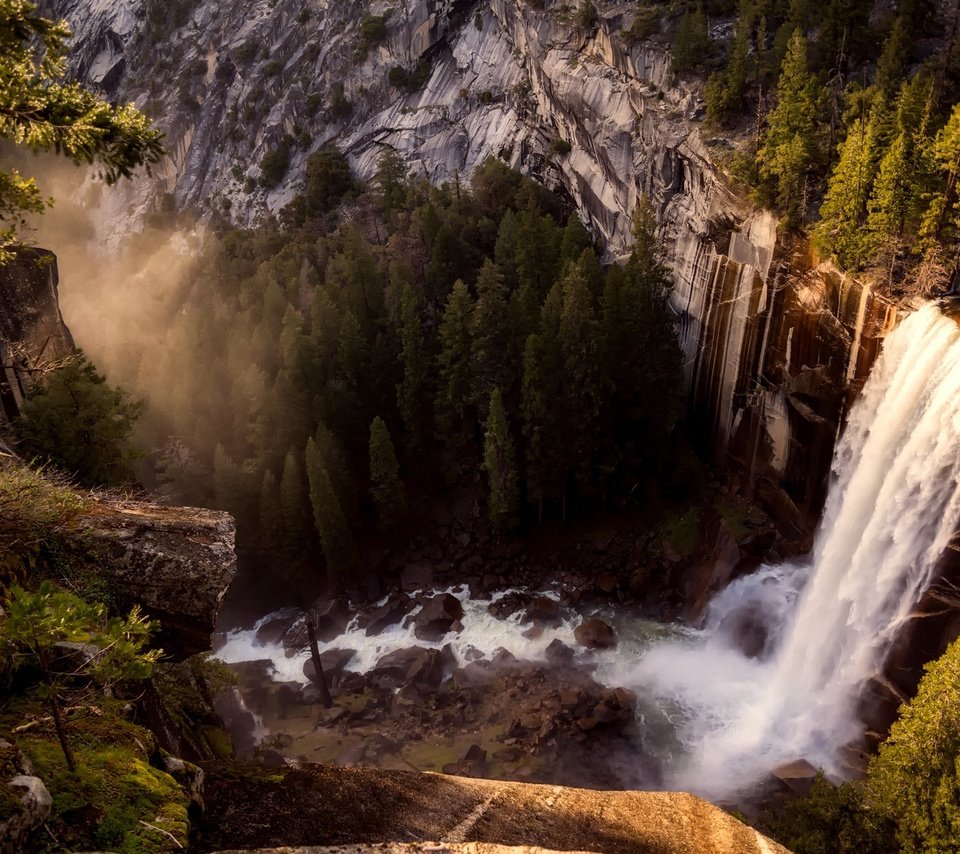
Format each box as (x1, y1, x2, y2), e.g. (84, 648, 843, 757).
(4, 698, 190, 852)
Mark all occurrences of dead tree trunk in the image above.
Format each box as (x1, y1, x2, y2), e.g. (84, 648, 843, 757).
(304, 614, 333, 708)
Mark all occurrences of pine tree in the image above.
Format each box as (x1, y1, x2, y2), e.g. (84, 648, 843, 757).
(757, 29, 823, 226)
(865, 130, 911, 275)
(471, 259, 510, 415)
(397, 282, 429, 453)
(672, 3, 709, 75)
(483, 388, 519, 531)
(815, 101, 883, 269)
(706, 0, 754, 126)
(305, 437, 357, 580)
(558, 257, 601, 500)
(259, 469, 283, 554)
(368, 416, 405, 532)
(436, 279, 475, 451)
(375, 146, 407, 214)
(279, 448, 312, 558)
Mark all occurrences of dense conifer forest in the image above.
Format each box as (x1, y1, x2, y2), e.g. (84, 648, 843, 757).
(61, 155, 685, 585)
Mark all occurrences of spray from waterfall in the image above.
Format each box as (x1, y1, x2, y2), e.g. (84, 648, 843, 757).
(621, 302, 960, 798)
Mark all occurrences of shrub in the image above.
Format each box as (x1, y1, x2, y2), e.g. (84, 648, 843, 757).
(12, 353, 143, 488)
(260, 137, 293, 189)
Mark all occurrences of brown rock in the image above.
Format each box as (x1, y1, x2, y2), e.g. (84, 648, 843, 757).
(574, 619, 617, 650)
(414, 593, 465, 641)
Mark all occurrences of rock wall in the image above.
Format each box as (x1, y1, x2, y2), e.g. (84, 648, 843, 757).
(42, 0, 900, 530)
(0, 249, 75, 427)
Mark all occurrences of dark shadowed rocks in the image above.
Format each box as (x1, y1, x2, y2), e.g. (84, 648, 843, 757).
(414, 594, 465, 641)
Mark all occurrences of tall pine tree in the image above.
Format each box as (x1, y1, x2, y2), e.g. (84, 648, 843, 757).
(483, 388, 519, 532)
(368, 416, 405, 532)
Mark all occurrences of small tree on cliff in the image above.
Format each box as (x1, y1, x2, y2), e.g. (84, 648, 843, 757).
(0, 0, 164, 261)
(0, 582, 159, 771)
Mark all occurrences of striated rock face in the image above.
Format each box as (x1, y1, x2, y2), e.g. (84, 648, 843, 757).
(46, 0, 899, 530)
(62, 498, 237, 658)
(195, 763, 789, 853)
(0, 249, 75, 426)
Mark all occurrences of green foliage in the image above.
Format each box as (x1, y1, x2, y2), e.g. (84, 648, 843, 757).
(867, 635, 960, 852)
(482, 388, 519, 531)
(13, 353, 143, 488)
(9, 697, 189, 851)
(368, 416, 404, 532)
(436, 279, 475, 455)
(1, 582, 159, 684)
(357, 14, 389, 56)
(260, 136, 293, 189)
(672, 4, 709, 76)
(1, 582, 159, 772)
(814, 100, 883, 269)
(760, 773, 891, 854)
(305, 436, 356, 579)
(0, 0, 163, 261)
(757, 30, 823, 227)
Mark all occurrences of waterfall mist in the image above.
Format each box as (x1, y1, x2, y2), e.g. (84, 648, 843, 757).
(612, 303, 960, 799)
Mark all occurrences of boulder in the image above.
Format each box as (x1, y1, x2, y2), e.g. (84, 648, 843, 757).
(523, 596, 561, 625)
(372, 647, 445, 689)
(771, 759, 819, 795)
(574, 619, 617, 650)
(254, 608, 300, 646)
(686, 510, 742, 623)
(414, 594, 465, 641)
(400, 562, 433, 592)
(160, 754, 205, 809)
(283, 599, 350, 650)
(364, 593, 413, 637)
(545, 639, 575, 665)
(303, 648, 357, 685)
(61, 500, 236, 660)
(0, 740, 52, 853)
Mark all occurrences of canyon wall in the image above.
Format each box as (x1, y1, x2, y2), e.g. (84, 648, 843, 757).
(43, 0, 901, 530)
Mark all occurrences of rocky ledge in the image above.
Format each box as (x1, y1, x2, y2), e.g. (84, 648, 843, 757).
(195, 764, 788, 854)
(62, 498, 236, 658)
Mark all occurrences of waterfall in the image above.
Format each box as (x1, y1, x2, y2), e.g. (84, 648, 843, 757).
(624, 303, 960, 798)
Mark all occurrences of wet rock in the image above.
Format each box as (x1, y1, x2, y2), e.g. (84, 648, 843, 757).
(574, 619, 617, 650)
(545, 639, 575, 664)
(303, 648, 356, 684)
(522, 622, 545, 640)
(596, 575, 619, 593)
(717, 603, 770, 659)
(771, 759, 819, 795)
(414, 593, 465, 641)
(160, 754, 205, 809)
(491, 648, 517, 666)
(364, 593, 412, 637)
(523, 595, 561, 625)
(254, 608, 300, 646)
(282, 598, 350, 650)
(686, 511, 743, 623)
(372, 647, 445, 689)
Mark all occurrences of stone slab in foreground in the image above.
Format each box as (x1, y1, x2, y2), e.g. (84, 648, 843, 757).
(197, 764, 789, 854)
(63, 499, 236, 659)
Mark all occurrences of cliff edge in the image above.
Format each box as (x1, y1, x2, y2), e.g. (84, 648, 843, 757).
(196, 763, 788, 854)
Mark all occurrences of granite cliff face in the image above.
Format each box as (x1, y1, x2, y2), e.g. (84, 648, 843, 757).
(0, 249, 75, 427)
(42, 0, 898, 529)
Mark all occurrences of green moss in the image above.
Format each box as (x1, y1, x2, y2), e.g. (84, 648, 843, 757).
(7, 698, 189, 852)
(203, 726, 234, 759)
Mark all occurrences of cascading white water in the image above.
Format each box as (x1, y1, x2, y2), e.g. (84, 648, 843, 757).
(620, 303, 960, 797)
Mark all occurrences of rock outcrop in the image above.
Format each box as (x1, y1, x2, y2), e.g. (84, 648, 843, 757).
(62, 497, 236, 658)
(0, 249, 74, 426)
(195, 763, 789, 853)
